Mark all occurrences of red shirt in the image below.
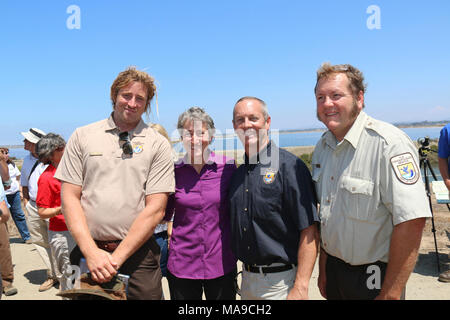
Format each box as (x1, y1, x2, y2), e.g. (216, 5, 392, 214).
(36, 164, 68, 232)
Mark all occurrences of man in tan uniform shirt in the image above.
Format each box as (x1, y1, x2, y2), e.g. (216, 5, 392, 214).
(312, 63, 431, 300)
(55, 67, 175, 299)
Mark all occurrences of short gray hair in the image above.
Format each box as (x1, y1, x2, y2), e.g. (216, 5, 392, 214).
(35, 133, 66, 163)
(233, 96, 269, 121)
(177, 107, 215, 135)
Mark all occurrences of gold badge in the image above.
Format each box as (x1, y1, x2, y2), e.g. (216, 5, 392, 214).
(263, 170, 277, 184)
(133, 144, 143, 154)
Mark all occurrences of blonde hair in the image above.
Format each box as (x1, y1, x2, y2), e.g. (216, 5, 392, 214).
(151, 123, 170, 142)
(110, 66, 158, 115)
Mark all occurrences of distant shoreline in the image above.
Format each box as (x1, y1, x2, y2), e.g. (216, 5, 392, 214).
(3, 124, 444, 149)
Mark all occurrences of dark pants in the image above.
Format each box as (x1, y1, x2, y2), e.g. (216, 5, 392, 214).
(167, 268, 237, 300)
(154, 231, 168, 277)
(326, 254, 387, 300)
(70, 236, 163, 300)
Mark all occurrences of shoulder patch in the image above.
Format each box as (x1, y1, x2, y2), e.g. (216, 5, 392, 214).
(390, 152, 420, 185)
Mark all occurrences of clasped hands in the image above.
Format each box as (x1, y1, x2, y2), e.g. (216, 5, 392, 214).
(85, 247, 120, 284)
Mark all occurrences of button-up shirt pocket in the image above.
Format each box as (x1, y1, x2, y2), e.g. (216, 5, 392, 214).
(311, 164, 323, 199)
(311, 165, 322, 184)
(340, 176, 375, 221)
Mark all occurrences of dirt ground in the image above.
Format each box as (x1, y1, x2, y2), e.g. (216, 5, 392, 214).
(2, 186, 449, 300)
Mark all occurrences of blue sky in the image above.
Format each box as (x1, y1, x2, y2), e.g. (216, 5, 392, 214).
(1, 0, 449, 145)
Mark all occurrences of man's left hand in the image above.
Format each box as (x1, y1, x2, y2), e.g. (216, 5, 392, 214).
(287, 285, 309, 300)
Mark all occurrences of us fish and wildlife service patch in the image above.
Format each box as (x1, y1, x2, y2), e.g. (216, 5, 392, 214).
(390, 152, 420, 185)
(263, 169, 277, 184)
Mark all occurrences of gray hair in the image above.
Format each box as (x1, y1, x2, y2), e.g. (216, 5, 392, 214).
(233, 96, 269, 121)
(35, 133, 66, 164)
(177, 107, 215, 135)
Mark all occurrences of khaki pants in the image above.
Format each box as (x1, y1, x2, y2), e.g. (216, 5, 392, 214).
(49, 230, 76, 293)
(0, 223, 14, 288)
(25, 201, 59, 279)
(240, 265, 297, 300)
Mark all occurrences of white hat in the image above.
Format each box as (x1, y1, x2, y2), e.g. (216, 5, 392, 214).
(21, 128, 46, 144)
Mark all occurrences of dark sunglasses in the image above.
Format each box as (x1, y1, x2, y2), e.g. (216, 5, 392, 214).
(119, 132, 133, 155)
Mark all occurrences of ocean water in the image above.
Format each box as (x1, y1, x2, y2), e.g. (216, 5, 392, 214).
(8, 126, 444, 160)
(207, 126, 445, 152)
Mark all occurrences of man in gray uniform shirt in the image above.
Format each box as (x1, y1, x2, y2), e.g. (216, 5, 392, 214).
(312, 63, 431, 300)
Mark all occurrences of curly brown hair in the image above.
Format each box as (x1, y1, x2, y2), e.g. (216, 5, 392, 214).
(110, 66, 157, 113)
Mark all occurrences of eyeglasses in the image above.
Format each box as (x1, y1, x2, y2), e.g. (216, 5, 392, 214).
(119, 132, 133, 155)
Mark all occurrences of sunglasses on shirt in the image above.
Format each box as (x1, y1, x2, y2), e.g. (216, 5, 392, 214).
(119, 132, 133, 155)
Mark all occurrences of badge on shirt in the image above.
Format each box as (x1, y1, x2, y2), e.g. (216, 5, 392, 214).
(133, 144, 143, 154)
(263, 169, 277, 184)
(390, 152, 420, 185)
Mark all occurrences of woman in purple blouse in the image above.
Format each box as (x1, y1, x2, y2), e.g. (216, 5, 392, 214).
(164, 107, 237, 300)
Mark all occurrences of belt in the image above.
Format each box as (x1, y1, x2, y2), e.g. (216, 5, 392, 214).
(244, 263, 296, 274)
(94, 240, 122, 253)
(154, 230, 168, 238)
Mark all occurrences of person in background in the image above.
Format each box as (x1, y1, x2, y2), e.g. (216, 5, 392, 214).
(55, 67, 175, 300)
(437, 123, 450, 283)
(229, 97, 319, 300)
(0, 148, 11, 191)
(164, 107, 237, 300)
(36, 133, 77, 296)
(150, 123, 174, 278)
(0, 147, 32, 244)
(20, 128, 60, 292)
(0, 176, 15, 298)
(312, 62, 431, 299)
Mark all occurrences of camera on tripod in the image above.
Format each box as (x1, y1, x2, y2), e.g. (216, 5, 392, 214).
(417, 136, 430, 148)
(417, 136, 432, 158)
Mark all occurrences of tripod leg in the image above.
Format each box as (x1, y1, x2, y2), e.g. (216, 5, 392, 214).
(424, 159, 438, 181)
(422, 163, 441, 273)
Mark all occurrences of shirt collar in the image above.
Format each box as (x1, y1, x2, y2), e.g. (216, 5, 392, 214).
(244, 140, 278, 165)
(323, 111, 367, 150)
(175, 149, 218, 168)
(343, 111, 367, 149)
(105, 113, 147, 137)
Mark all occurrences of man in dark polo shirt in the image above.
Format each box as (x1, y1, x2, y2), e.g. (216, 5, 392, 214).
(229, 96, 320, 300)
